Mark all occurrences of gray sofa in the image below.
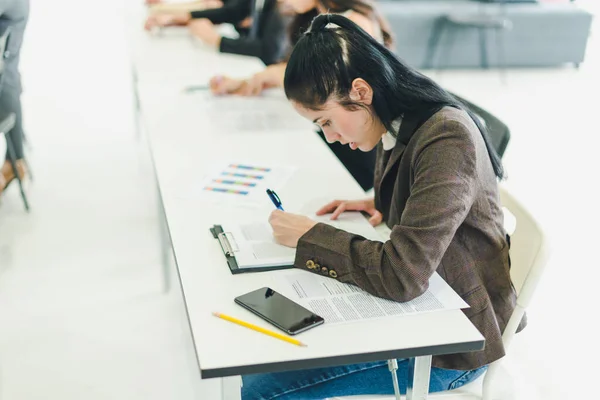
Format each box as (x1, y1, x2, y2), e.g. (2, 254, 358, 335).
(378, 0, 594, 68)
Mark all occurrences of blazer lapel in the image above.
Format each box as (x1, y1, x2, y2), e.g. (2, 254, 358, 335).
(379, 114, 422, 187)
(379, 106, 449, 188)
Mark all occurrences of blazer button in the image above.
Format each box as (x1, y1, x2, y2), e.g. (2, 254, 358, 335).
(321, 266, 329, 274)
(329, 270, 338, 278)
(306, 260, 316, 269)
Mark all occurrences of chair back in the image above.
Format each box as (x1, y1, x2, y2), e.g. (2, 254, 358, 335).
(499, 186, 550, 308)
(480, 186, 551, 399)
(453, 94, 511, 158)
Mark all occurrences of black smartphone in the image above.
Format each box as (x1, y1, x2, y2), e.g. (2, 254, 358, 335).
(234, 287, 325, 335)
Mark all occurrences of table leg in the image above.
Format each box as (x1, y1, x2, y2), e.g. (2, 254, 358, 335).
(221, 376, 242, 400)
(156, 183, 171, 292)
(387, 359, 402, 400)
(406, 356, 432, 400)
(131, 65, 142, 142)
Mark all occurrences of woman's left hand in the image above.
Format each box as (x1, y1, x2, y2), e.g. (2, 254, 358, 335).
(269, 210, 317, 248)
(188, 19, 221, 48)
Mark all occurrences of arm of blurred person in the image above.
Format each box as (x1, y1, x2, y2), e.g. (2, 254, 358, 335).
(210, 62, 286, 96)
(189, 0, 250, 24)
(192, 0, 288, 65)
(145, 0, 225, 8)
(145, 0, 247, 30)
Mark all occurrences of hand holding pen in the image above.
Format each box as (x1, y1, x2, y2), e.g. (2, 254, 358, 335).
(266, 189, 316, 248)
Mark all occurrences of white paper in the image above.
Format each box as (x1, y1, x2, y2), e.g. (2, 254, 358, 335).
(184, 91, 312, 132)
(222, 212, 382, 269)
(312, 213, 383, 241)
(224, 222, 296, 268)
(277, 272, 468, 325)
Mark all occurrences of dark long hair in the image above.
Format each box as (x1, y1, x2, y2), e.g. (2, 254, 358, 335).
(288, 0, 393, 49)
(284, 14, 504, 179)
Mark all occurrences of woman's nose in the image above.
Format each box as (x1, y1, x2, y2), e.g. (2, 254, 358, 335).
(323, 129, 341, 144)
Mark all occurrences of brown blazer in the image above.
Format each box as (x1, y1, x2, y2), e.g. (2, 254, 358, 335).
(295, 106, 526, 371)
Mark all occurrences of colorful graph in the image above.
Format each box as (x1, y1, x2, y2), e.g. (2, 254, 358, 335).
(203, 187, 249, 195)
(212, 179, 257, 187)
(197, 163, 295, 205)
(229, 164, 271, 172)
(221, 172, 264, 180)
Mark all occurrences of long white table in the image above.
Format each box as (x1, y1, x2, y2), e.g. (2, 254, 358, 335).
(127, 3, 485, 399)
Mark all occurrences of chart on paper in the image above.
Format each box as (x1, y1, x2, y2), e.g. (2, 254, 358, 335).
(187, 162, 297, 208)
(276, 272, 468, 325)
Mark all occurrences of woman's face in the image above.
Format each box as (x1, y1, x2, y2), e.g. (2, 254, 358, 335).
(291, 80, 386, 152)
(282, 0, 318, 14)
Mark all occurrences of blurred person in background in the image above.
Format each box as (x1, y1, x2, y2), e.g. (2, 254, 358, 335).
(0, 0, 29, 196)
(145, 0, 290, 66)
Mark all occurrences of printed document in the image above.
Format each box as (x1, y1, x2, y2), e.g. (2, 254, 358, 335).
(276, 272, 468, 325)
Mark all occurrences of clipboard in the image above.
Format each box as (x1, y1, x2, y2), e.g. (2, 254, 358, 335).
(210, 225, 294, 274)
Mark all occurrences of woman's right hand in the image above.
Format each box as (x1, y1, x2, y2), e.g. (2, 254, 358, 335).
(209, 75, 246, 95)
(144, 13, 191, 31)
(316, 198, 383, 226)
(209, 75, 265, 96)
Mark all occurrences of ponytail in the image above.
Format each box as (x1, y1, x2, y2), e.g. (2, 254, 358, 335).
(285, 14, 505, 179)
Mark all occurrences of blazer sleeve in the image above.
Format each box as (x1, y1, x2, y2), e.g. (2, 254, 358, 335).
(219, 8, 288, 65)
(190, 0, 250, 24)
(294, 119, 479, 302)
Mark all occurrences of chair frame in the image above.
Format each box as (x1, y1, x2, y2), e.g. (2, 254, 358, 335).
(477, 186, 551, 398)
(452, 93, 511, 159)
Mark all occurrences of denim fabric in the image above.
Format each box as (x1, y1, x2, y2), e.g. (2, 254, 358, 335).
(242, 359, 487, 399)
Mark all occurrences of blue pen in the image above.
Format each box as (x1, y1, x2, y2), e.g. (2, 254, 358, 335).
(266, 189, 284, 211)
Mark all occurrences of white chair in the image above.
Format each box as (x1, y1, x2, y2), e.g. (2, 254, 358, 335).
(330, 185, 551, 400)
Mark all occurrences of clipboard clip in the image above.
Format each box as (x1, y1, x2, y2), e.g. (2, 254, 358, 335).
(217, 232, 239, 256)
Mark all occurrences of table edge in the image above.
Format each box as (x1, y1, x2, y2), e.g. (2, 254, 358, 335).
(199, 339, 485, 379)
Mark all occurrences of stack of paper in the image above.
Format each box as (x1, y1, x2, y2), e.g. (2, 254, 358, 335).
(276, 272, 468, 325)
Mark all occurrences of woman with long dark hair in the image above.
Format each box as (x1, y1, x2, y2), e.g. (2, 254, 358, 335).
(243, 14, 525, 399)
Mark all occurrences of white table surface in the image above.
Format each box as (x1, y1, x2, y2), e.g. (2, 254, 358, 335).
(136, 85, 485, 378)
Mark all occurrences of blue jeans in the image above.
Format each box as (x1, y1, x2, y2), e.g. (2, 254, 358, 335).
(242, 360, 487, 400)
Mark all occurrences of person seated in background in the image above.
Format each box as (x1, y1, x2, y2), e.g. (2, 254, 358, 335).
(209, 0, 393, 96)
(208, 0, 393, 192)
(242, 14, 523, 399)
(145, 0, 234, 28)
(0, 0, 29, 197)
(145, 0, 290, 66)
(145, 0, 224, 8)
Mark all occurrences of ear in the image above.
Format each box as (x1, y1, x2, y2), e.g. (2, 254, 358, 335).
(349, 78, 374, 105)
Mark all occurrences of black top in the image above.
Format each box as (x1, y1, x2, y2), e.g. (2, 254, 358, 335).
(191, 0, 289, 65)
(190, 0, 249, 25)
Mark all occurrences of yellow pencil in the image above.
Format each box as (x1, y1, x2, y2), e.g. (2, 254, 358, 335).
(212, 312, 307, 347)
